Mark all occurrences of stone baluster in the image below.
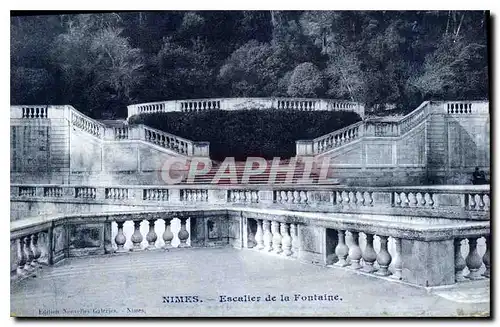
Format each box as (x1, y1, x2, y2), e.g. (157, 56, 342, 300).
(178, 218, 190, 248)
(362, 233, 377, 273)
(271, 221, 282, 254)
(281, 223, 292, 256)
(162, 218, 174, 249)
(146, 219, 158, 250)
(483, 236, 490, 278)
(394, 192, 402, 207)
(454, 238, 466, 282)
(348, 231, 362, 269)
(391, 237, 402, 280)
(375, 235, 392, 276)
(115, 221, 127, 252)
(263, 220, 273, 252)
(131, 220, 143, 251)
(16, 237, 27, 276)
(465, 237, 483, 280)
(23, 235, 35, 271)
(300, 191, 308, 204)
(254, 219, 264, 250)
(468, 194, 477, 210)
(290, 223, 299, 257)
(335, 230, 349, 267)
(30, 233, 41, 268)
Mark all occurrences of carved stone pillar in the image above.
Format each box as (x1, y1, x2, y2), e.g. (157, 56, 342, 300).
(290, 223, 299, 257)
(178, 218, 190, 248)
(163, 218, 174, 249)
(281, 223, 292, 256)
(391, 237, 402, 280)
(335, 230, 349, 267)
(146, 219, 158, 250)
(16, 237, 27, 276)
(254, 219, 264, 250)
(362, 233, 377, 273)
(375, 235, 392, 276)
(348, 231, 362, 269)
(483, 236, 490, 278)
(454, 238, 466, 282)
(263, 220, 273, 252)
(131, 220, 143, 251)
(23, 235, 35, 271)
(115, 221, 127, 252)
(465, 237, 483, 280)
(271, 221, 282, 254)
(30, 233, 42, 268)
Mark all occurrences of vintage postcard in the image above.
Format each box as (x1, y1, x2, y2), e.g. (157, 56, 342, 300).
(10, 10, 490, 318)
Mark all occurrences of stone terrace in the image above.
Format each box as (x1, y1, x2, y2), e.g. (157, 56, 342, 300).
(11, 247, 490, 317)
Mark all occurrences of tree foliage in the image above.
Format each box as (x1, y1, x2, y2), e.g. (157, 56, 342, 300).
(11, 11, 489, 118)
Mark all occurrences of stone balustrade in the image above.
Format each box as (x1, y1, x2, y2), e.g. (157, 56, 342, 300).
(114, 127, 129, 140)
(445, 101, 489, 115)
(306, 121, 364, 155)
(297, 100, 489, 156)
(70, 109, 105, 138)
(10, 105, 210, 158)
(11, 206, 488, 287)
(143, 125, 191, 155)
(127, 97, 365, 118)
(11, 184, 490, 222)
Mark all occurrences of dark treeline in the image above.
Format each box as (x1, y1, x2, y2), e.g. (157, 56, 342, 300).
(11, 11, 489, 119)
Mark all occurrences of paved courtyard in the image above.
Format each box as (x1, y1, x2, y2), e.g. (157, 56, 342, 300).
(11, 247, 490, 317)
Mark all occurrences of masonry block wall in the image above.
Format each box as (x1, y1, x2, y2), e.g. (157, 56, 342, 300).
(313, 101, 489, 186)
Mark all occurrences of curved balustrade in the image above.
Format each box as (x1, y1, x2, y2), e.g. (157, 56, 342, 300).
(127, 97, 365, 118)
(10, 206, 490, 287)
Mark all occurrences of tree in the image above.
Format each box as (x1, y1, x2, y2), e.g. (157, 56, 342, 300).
(287, 62, 325, 97)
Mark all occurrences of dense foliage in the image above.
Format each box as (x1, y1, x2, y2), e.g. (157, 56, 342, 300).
(129, 110, 361, 160)
(11, 11, 489, 118)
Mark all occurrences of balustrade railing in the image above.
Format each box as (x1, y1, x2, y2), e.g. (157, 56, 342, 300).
(114, 127, 129, 140)
(143, 125, 191, 155)
(127, 98, 364, 118)
(19, 106, 49, 119)
(11, 184, 490, 222)
(43, 186, 63, 198)
(180, 189, 208, 202)
(70, 109, 105, 138)
(113, 216, 190, 252)
(245, 211, 489, 286)
(143, 188, 169, 201)
(311, 121, 364, 154)
(228, 190, 259, 203)
(10, 203, 489, 288)
(445, 101, 489, 115)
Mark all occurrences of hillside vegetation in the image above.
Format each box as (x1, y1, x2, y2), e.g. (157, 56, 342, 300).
(11, 11, 488, 118)
(129, 110, 361, 160)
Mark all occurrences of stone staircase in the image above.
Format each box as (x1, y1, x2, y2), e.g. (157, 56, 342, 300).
(181, 159, 332, 185)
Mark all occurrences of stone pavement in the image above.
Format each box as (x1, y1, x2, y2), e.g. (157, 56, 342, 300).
(10, 247, 490, 317)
